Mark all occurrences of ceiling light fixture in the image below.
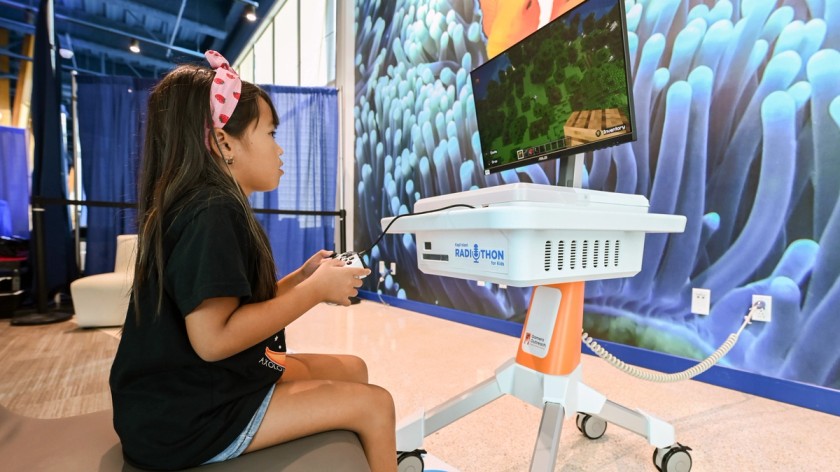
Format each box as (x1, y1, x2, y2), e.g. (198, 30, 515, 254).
(245, 4, 257, 22)
(129, 38, 141, 53)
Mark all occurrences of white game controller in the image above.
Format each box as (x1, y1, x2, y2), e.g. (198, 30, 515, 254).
(331, 251, 368, 278)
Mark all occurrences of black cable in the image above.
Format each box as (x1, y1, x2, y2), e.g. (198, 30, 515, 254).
(358, 204, 475, 256)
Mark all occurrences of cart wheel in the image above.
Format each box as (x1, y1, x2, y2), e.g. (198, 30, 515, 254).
(653, 443, 692, 472)
(397, 449, 425, 472)
(575, 413, 607, 440)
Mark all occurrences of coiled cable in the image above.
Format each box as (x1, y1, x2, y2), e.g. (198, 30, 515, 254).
(580, 301, 763, 382)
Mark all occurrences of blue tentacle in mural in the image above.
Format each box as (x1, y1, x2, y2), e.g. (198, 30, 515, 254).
(588, 148, 612, 191)
(692, 20, 733, 75)
(806, 49, 840, 239)
(706, 0, 734, 25)
(822, 0, 839, 46)
(762, 7, 795, 46)
(654, 67, 712, 302)
(802, 187, 840, 317)
(627, 81, 691, 302)
(695, 92, 798, 296)
(781, 276, 840, 384)
(668, 18, 706, 82)
(631, 33, 666, 194)
(706, 51, 802, 256)
(710, 0, 775, 158)
(612, 142, 638, 195)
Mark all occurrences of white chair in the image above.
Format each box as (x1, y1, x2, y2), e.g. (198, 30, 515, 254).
(71, 234, 137, 328)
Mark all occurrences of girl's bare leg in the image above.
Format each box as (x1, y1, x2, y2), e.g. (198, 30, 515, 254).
(244, 353, 397, 472)
(282, 353, 369, 383)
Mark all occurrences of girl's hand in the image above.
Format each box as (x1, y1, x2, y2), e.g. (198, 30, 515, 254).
(300, 249, 334, 280)
(306, 258, 370, 306)
(275, 250, 335, 296)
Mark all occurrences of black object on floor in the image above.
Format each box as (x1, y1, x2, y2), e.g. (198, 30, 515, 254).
(11, 309, 73, 326)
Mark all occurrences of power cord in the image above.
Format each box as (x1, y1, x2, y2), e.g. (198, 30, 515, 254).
(358, 204, 475, 257)
(580, 300, 764, 382)
(375, 268, 391, 306)
(360, 203, 474, 306)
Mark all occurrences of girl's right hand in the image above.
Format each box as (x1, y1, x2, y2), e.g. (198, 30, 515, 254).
(306, 258, 370, 306)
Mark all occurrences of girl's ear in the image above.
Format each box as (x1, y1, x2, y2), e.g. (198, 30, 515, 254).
(209, 128, 232, 158)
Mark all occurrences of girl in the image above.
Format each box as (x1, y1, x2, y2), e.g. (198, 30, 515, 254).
(109, 51, 397, 471)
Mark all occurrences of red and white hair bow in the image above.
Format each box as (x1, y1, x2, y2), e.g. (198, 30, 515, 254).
(205, 50, 241, 129)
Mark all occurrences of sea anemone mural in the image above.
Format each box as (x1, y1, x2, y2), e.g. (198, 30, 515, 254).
(353, 0, 840, 389)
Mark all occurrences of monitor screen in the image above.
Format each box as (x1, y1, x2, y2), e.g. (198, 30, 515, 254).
(471, 0, 636, 175)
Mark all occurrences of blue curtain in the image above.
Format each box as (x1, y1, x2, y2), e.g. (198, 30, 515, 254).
(0, 126, 30, 238)
(76, 76, 155, 275)
(254, 86, 339, 277)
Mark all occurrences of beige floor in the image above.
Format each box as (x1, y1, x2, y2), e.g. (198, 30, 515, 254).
(286, 301, 840, 472)
(3, 300, 840, 471)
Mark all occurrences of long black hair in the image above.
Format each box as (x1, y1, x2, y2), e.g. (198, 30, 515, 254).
(132, 63, 279, 323)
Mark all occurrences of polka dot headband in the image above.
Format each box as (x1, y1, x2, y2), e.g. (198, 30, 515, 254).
(205, 50, 241, 129)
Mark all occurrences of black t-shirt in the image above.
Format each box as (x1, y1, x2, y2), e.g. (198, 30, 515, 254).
(109, 191, 285, 470)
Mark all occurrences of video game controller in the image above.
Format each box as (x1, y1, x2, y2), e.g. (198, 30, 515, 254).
(330, 251, 368, 278)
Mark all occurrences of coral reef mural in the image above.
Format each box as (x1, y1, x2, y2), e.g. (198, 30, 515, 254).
(353, 0, 840, 389)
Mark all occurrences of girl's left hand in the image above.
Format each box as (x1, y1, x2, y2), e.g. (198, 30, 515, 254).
(300, 249, 334, 280)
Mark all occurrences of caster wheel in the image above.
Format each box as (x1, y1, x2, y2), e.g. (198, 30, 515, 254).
(653, 443, 692, 472)
(575, 413, 607, 440)
(397, 449, 425, 472)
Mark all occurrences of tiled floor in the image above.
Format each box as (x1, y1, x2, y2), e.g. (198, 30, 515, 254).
(286, 300, 840, 472)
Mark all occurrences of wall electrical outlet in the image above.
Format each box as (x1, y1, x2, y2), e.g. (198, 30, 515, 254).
(691, 288, 711, 315)
(390, 262, 397, 275)
(751, 294, 772, 322)
(378, 261, 385, 273)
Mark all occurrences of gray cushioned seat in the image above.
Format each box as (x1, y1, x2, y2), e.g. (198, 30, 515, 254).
(0, 404, 371, 472)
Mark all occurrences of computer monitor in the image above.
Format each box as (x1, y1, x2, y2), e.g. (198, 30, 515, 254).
(471, 0, 636, 175)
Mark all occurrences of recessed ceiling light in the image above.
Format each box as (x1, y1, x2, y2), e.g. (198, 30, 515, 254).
(245, 5, 257, 22)
(129, 38, 140, 53)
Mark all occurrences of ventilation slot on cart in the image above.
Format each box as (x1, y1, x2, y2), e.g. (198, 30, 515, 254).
(570, 240, 577, 270)
(558, 240, 565, 271)
(604, 240, 610, 268)
(593, 240, 599, 268)
(544, 240, 551, 271)
(582, 240, 589, 269)
(614, 239, 621, 266)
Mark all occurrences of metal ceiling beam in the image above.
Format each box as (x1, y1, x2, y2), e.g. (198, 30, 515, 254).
(0, 16, 34, 35)
(0, 47, 31, 61)
(56, 12, 205, 58)
(0, 17, 162, 74)
(0, 0, 205, 58)
(97, 0, 226, 39)
(165, 0, 188, 59)
(69, 37, 175, 71)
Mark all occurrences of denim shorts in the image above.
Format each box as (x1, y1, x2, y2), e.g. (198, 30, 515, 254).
(203, 384, 276, 464)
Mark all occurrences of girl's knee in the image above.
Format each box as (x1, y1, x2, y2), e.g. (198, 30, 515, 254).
(369, 385, 395, 421)
(345, 355, 369, 383)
